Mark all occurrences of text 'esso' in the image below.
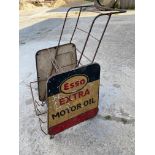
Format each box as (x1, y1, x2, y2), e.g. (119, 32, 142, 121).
(60, 75, 88, 94)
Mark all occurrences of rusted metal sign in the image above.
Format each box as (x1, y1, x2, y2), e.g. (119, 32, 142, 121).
(36, 43, 77, 101)
(47, 63, 100, 135)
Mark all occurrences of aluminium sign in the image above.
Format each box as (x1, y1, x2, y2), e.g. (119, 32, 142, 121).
(47, 63, 100, 135)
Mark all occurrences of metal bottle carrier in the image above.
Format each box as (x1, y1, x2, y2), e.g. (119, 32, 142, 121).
(30, 4, 126, 137)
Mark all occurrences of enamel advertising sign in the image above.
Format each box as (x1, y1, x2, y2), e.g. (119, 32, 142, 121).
(47, 63, 100, 135)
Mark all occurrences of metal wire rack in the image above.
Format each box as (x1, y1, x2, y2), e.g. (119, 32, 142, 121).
(30, 4, 126, 137)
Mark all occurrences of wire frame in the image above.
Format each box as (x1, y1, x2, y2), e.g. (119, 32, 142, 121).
(30, 5, 126, 137)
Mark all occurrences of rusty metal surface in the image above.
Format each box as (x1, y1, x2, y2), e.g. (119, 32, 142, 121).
(36, 43, 77, 101)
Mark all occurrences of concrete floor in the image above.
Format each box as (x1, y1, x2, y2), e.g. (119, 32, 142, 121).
(19, 6, 135, 155)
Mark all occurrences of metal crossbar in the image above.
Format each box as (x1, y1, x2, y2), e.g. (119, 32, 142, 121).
(56, 5, 125, 67)
(76, 27, 100, 42)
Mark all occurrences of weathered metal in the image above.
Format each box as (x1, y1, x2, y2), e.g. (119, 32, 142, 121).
(36, 43, 77, 101)
(47, 63, 100, 135)
(30, 4, 126, 137)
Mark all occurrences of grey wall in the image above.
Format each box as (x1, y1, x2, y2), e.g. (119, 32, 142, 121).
(119, 0, 135, 9)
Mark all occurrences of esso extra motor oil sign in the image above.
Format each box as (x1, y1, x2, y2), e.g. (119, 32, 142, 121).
(47, 63, 100, 135)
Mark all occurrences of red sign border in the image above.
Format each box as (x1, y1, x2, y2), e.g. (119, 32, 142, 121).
(48, 108, 98, 135)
